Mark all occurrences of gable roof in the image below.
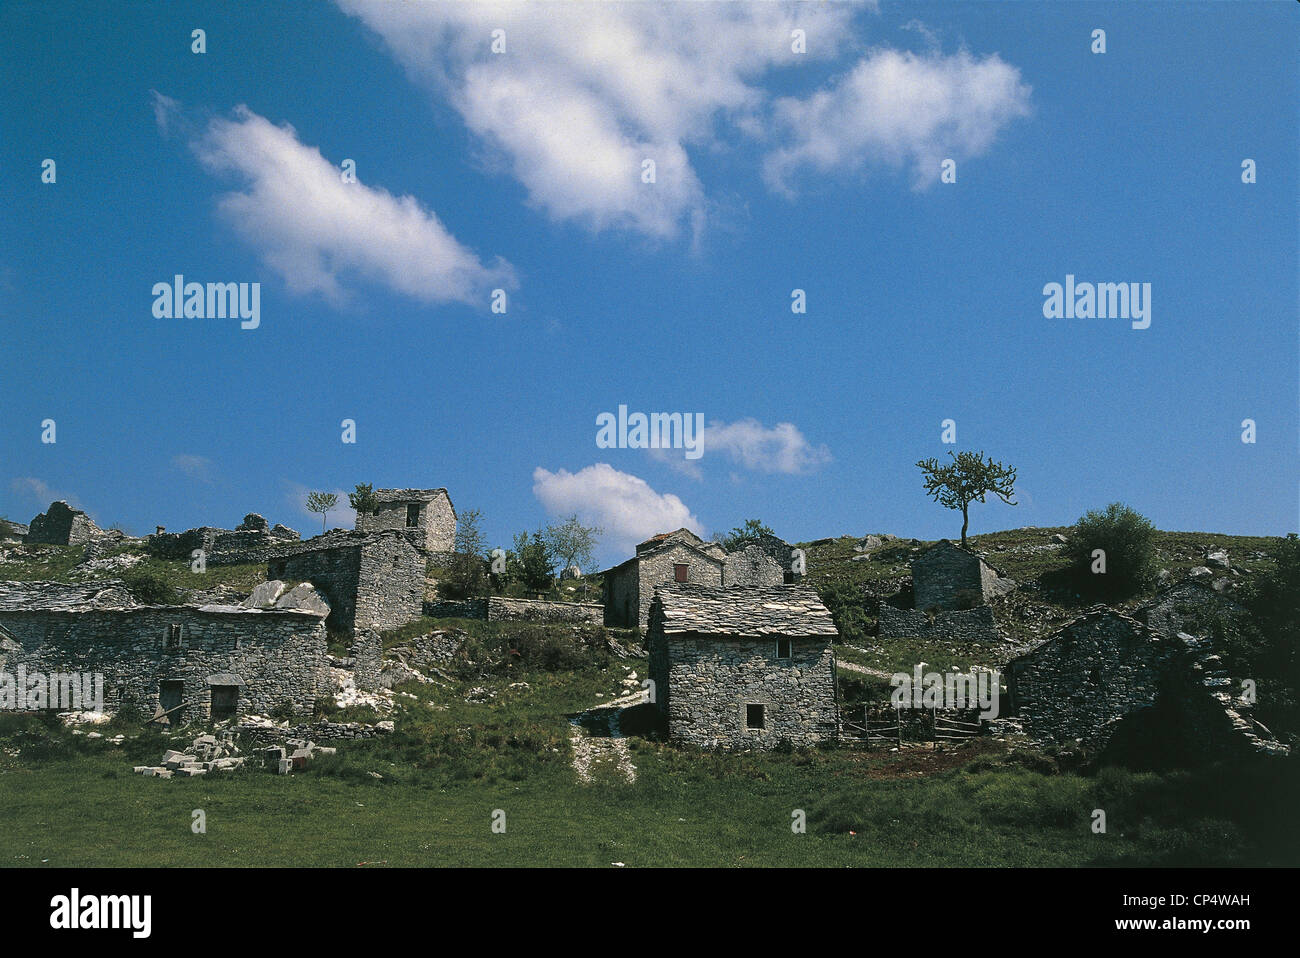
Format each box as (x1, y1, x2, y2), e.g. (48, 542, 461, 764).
(652, 584, 837, 637)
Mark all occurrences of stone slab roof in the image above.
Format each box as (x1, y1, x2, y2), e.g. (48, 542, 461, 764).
(653, 584, 837, 637)
(373, 488, 449, 503)
(270, 527, 420, 557)
(0, 580, 326, 617)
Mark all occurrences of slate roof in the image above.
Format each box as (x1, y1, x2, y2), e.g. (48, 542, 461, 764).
(652, 584, 837, 637)
(0, 580, 326, 617)
(373, 488, 449, 503)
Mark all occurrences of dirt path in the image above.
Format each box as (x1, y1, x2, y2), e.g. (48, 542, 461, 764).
(568, 688, 646, 785)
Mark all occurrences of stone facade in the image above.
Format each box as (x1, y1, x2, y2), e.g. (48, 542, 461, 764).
(604, 533, 725, 629)
(355, 488, 456, 553)
(0, 580, 327, 720)
(268, 529, 425, 634)
(912, 540, 1003, 611)
(723, 544, 786, 588)
(26, 501, 103, 546)
(1004, 605, 1289, 761)
(1005, 608, 1178, 751)
(877, 604, 1002, 643)
(647, 584, 839, 749)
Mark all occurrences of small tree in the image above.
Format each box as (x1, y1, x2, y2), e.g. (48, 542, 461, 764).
(720, 518, 774, 552)
(542, 514, 602, 573)
(443, 508, 489, 599)
(916, 450, 1017, 548)
(508, 530, 556, 594)
(305, 491, 338, 533)
(1066, 502, 1156, 597)
(348, 483, 379, 516)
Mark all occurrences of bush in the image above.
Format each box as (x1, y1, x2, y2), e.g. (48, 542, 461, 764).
(1066, 502, 1156, 597)
(121, 571, 181, 605)
(817, 580, 871, 643)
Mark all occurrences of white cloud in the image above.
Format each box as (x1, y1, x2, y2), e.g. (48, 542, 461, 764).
(165, 98, 515, 306)
(11, 477, 89, 516)
(283, 481, 357, 534)
(650, 418, 831, 477)
(764, 48, 1032, 192)
(337, 0, 853, 239)
(532, 463, 702, 553)
(171, 454, 213, 483)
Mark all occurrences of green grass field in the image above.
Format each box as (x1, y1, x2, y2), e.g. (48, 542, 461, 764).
(2, 650, 1295, 868)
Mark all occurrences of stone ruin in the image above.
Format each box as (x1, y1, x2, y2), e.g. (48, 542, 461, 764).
(145, 513, 300, 566)
(26, 501, 106, 546)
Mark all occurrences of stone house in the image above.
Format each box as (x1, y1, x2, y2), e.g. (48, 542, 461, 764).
(267, 529, 425, 634)
(723, 543, 786, 588)
(1005, 606, 1289, 762)
(912, 539, 1006, 611)
(647, 584, 839, 748)
(25, 501, 103, 546)
(0, 580, 328, 721)
(601, 529, 725, 629)
(354, 488, 456, 555)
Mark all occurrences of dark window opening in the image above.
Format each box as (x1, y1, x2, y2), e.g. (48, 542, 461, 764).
(674, 563, 688, 583)
(746, 703, 765, 729)
(776, 638, 792, 660)
(783, 571, 795, 584)
(210, 685, 239, 721)
(406, 504, 420, 527)
(165, 623, 182, 652)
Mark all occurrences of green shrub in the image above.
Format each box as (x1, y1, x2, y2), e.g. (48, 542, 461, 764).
(1066, 502, 1157, 597)
(121, 571, 182, 605)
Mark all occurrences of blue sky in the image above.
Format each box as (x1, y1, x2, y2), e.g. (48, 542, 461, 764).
(1, 1, 1296, 568)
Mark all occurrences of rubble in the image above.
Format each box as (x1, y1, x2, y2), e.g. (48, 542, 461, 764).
(135, 731, 247, 779)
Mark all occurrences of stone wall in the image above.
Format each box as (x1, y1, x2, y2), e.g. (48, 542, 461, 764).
(723, 544, 785, 588)
(268, 530, 425, 634)
(1006, 610, 1183, 751)
(0, 605, 327, 719)
(352, 629, 382, 691)
(877, 604, 1002, 643)
(1139, 581, 1240, 640)
(146, 516, 299, 566)
(0, 519, 28, 541)
(26, 502, 102, 546)
(355, 489, 456, 553)
(424, 596, 603, 625)
(425, 598, 488, 620)
(650, 630, 839, 748)
(486, 596, 603, 624)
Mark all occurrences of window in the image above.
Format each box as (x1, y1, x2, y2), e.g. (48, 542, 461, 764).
(776, 638, 792, 660)
(406, 504, 421, 527)
(746, 703, 765, 729)
(165, 624, 182, 652)
(674, 563, 688, 583)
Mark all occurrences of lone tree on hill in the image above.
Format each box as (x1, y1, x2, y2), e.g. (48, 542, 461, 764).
(348, 483, 379, 516)
(305, 491, 338, 533)
(916, 450, 1017, 548)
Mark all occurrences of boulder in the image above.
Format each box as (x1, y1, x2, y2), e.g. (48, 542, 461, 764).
(1205, 549, 1230, 569)
(241, 579, 288, 609)
(274, 582, 330, 616)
